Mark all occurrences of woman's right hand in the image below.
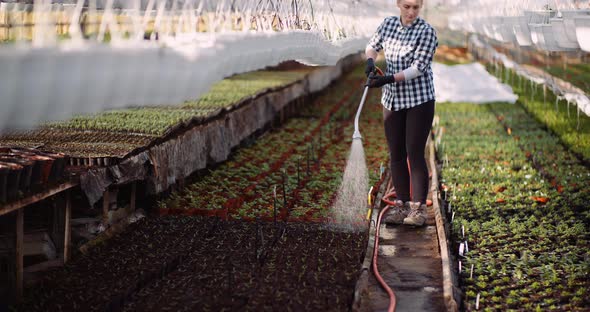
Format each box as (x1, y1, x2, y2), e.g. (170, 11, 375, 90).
(365, 58, 375, 77)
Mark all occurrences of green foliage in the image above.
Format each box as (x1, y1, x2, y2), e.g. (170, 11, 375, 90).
(498, 66, 590, 161)
(545, 63, 590, 95)
(183, 71, 308, 109)
(156, 65, 389, 224)
(436, 101, 590, 310)
(48, 69, 309, 136)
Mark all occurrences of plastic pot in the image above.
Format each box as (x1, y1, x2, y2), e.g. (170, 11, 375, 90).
(0, 157, 33, 191)
(0, 161, 23, 201)
(0, 163, 8, 203)
(30, 155, 53, 185)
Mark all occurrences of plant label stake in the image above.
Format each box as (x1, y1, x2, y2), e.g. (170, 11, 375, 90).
(306, 145, 311, 176)
(273, 186, 277, 225)
(319, 127, 322, 156)
(281, 170, 287, 209)
(576, 105, 580, 130)
(255, 221, 259, 261)
(459, 242, 465, 257)
(461, 225, 465, 239)
(459, 261, 462, 273)
(475, 293, 480, 310)
(328, 118, 331, 141)
(470, 264, 474, 278)
(451, 211, 455, 223)
(297, 156, 301, 185)
(465, 240, 469, 253)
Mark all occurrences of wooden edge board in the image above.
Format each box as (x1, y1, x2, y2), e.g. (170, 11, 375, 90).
(429, 134, 460, 312)
(352, 171, 390, 311)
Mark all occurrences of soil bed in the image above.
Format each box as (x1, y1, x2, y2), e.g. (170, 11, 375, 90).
(15, 65, 387, 311)
(18, 216, 367, 312)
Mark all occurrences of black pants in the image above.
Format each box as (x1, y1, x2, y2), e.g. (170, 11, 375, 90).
(383, 100, 435, 204)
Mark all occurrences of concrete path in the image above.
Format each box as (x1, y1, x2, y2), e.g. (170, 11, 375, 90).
(356, 144, 447, 312)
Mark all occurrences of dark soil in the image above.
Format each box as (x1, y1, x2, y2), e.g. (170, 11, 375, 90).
(17, 216, 367, 312)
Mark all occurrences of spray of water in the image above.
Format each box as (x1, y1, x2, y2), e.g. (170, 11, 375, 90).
(325, 79, 373, 232)
(328, 138, 369, 233)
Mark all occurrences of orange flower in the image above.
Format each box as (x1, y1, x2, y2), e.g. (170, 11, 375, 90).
(557, 185, 564, 193)
(531, 196, 549, 204)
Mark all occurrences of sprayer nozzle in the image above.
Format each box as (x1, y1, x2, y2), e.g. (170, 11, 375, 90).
(352, 131, 362, 140)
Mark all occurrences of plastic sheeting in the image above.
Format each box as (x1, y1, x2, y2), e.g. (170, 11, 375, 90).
(469, 34, 590, 116)
(433, 62, 518, 104)
(0, 31, 371, 131)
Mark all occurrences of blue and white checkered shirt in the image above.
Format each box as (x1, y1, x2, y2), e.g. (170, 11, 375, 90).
(368, 16, 438, 111)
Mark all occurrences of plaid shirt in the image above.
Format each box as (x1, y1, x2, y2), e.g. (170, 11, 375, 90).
(368, 16, 438, 111)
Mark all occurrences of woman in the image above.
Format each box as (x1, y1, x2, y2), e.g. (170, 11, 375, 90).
(365, 0, 438, 226)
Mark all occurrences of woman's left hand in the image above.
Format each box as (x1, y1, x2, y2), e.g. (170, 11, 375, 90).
(367, 75, 395, 88)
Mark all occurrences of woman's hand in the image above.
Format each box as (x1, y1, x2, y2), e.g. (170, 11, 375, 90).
(367, 75, 395, 88)
(365, 58, 376, 77)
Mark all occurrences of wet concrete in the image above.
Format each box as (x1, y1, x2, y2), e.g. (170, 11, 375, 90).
(360, 206, 445, 312)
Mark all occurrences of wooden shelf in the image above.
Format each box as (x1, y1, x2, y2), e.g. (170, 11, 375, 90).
(0, 181, 78, 217)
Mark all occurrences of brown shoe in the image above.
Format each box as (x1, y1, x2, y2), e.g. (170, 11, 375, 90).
(383, 200, 409, 225)
(403, 202, 427, 226)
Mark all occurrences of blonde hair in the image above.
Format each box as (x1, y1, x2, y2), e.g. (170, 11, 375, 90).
(397, 0, 424, 5)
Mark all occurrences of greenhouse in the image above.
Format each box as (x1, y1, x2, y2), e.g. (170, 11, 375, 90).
(0, 0, 588, 311)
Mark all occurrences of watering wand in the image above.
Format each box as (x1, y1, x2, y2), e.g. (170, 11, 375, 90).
(352, 67, 383, 140)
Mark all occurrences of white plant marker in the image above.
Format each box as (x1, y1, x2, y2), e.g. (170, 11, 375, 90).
(451, 211, 455, 223)
(461, 225, 465, 238)
(465, 240, 469, 253)
(459, 242, 465, 256)
(470, 264, 474, 278)
(459, 260, 462, 273)
(476, 293, 480, 310)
